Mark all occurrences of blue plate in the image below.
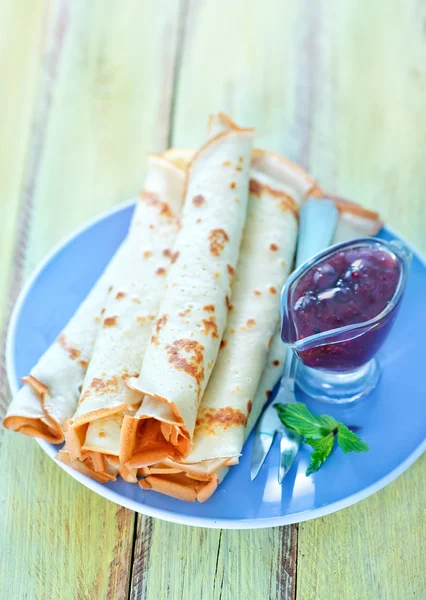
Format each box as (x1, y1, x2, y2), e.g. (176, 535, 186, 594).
(6, 200, 426, 529)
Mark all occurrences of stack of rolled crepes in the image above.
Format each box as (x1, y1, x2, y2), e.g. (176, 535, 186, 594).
(4, 113, 382, 501)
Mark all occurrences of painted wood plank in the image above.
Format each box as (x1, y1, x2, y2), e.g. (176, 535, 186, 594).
(0, 438, 135, 600)
(297, 457, 426, 600)
(171, 0, 301, 155)
(0, 0, 47, 328)
(0, 0, 69, 416)
(0, 1, 183, 598)
(296, 1, 426, 599)
(300, 0, 426, 252)
(131, 518, 297, 600)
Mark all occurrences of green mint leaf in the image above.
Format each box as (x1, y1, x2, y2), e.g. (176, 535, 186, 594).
(274, 402, 369, 474)
(275, 402, 338, 438)
(337, 423, 369, 453)
(305, 433, 335, 475)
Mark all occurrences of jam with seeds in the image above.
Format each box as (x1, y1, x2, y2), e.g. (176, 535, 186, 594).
(283, 245, 402, 371)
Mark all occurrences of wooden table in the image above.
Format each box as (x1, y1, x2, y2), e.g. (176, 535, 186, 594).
(1, 2, 425, 598)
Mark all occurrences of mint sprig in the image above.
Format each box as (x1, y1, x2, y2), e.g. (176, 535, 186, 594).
(275, 402, 369, 475)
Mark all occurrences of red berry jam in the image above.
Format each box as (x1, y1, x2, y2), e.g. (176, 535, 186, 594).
(283, 245, 402, 371)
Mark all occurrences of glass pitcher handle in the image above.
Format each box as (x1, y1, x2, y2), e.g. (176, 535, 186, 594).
(388, 239, 413, 268)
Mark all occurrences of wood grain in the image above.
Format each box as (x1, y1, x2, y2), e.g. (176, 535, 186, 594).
(0, 0, 47, 329)
(297, 456, 426, 600)
(131, 520, 297, 600)
(26, 0, 183, 275)
(0, 0, 69, 415)
(0, 438, 135, 600)
(0, 1, 183, 598)
(299, 0, 426, 251)
(172, 0, 300, 154)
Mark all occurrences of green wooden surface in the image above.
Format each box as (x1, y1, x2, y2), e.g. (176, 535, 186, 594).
(0, 1, 425, 599)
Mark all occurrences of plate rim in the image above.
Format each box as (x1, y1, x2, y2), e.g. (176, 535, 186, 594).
(5, 200, 426, 529)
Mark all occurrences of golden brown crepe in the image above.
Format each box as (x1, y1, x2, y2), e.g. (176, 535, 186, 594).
(64, 154, 186, 478)
(122, 115, 254, 465)
(168, 117, 301, 473)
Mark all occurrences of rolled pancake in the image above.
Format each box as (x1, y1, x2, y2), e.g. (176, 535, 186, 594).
(65, 154, 186, 462)
(176, 169, 299, 466)
(138, 197, 381, 502)
(3, 193, 157, 443)
(124, 117, 254, 463)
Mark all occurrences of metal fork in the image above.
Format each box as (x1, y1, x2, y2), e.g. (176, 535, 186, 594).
(250, 197, 339, 483)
